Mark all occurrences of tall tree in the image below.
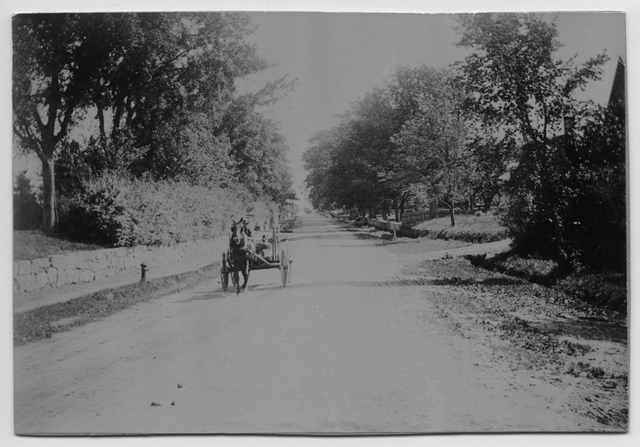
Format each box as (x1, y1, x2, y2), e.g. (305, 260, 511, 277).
(456, 13, 609, 263)
(13, 12, 286, 231)
(13, 14, 97, 231)
(89, 12, 276, 177)
(224, 111, 296, 205)
(466, 127, 519, 211)
(303, 67, 449, 218)
(391, 70, 472, 226)
(456, 13, 608, 147)
(303, 131, 335, 210)
(303, 114, 386, 215)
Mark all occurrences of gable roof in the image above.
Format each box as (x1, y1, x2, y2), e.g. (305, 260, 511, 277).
(608, 57, 626, 114)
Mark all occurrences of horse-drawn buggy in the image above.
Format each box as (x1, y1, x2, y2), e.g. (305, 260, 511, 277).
(220, 218, 292, 294)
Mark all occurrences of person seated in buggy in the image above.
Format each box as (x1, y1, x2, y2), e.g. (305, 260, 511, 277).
(236, 218, 270, 258)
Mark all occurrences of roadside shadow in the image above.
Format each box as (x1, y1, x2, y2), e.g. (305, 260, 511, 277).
(282, 233, 377, 242)
(178, 290, 229, 302)
(289, 227, 352, 234)
(527, 317, 628, 345)
(178, 283, 273, 302)
(433, 277, 525, 286)
(351, 233, 387, 240)
(247, 278, 434, 292)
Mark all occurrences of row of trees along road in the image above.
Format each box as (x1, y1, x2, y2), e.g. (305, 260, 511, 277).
(13, 13, 297, 240)
(303, 13, 625, 272)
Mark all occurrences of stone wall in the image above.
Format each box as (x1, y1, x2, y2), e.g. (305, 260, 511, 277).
(401, 208, 475, 225)
(401, 210, 432, 225)
(366, 218, 430, 238)
(397, 227, 429, 238)
(13, 238, 224, 296)
(367, 218, 402, 232)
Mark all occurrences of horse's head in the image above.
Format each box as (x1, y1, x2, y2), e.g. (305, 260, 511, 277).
(230, 219, 246, 249)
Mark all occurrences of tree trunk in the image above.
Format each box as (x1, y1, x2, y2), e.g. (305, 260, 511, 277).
(552, 205, 570, 273)
(96, 101, 106, 140)
(429, 198, 439, 219)
(394, 199, 400, 222)
(449, 202, 456, 227)
(483, 193, 494, 212)
(113, 96, 123, 134)
(40, 154, 57, 233)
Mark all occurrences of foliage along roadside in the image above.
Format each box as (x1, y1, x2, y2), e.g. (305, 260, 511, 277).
(304, 13, 625, 275)
(411, 213, 508, 244)
(13, 12, 297, 233)
(57, 170, 279, 247)
(14, 230, 106, 261)
(466, 252, 627, 319)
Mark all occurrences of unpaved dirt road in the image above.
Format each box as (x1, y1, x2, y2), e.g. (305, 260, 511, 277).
(14, 214, 606, 434)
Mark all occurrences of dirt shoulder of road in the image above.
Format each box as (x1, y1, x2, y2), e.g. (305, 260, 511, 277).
(15, 219, 299, 345)
(13, 264, 218, 346)
(374, 234, 628, 430)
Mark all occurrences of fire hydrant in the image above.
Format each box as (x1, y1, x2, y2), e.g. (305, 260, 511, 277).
(140, 262, 148, 281)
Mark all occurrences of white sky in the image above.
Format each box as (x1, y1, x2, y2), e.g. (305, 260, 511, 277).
(1, 2, 639, 447)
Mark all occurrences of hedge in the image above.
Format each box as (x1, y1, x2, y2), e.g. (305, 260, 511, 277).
(59, 171, 276, 247)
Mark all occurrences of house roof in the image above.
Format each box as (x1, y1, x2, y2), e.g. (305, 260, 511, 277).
(608, 57, 626, 113)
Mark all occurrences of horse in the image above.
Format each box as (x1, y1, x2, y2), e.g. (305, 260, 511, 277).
(228, 219, 255, 294)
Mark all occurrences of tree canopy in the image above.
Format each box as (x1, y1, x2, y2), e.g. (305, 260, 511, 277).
(456, 13, 620, 270)
(303, 13, 624, 273)
(13, 12, 297, 231)
(303, 66, 477, 221)
(456, 13, 608, 146)
(391, 70, 472, 226)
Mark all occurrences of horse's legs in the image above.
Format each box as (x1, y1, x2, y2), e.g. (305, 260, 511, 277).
(233, 269, 240, 295)
(240, 260, 250, 292)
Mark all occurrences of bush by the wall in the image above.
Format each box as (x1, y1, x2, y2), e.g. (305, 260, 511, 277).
(59, 170, 275, 247)
(412, 214, 508, 243)
(500, 107, 626, 273)
(13, 172, 42, 230)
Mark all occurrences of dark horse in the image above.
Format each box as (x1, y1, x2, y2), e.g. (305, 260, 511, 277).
(229, 219, 255, 294)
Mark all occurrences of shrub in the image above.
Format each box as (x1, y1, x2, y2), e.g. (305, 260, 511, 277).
(413, 214, 508, 243)
(499, 145, 558, 260)
(501, 107, 626, 273)
(555, 273, 627, 318)
(59, 170, 277, 247)
(13, 172, 42, 230)
(14, 230, 106, 261)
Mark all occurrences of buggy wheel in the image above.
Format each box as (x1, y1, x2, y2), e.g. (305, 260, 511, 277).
(220, 253, 229, 292)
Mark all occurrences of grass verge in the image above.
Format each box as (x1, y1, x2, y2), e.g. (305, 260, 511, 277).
(14, 230, 107, 261)
(411, 213, 508, 243)
(14, 264, 217, 346)
(465, 251, 627, 319)
(467, 251, 559, 285)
